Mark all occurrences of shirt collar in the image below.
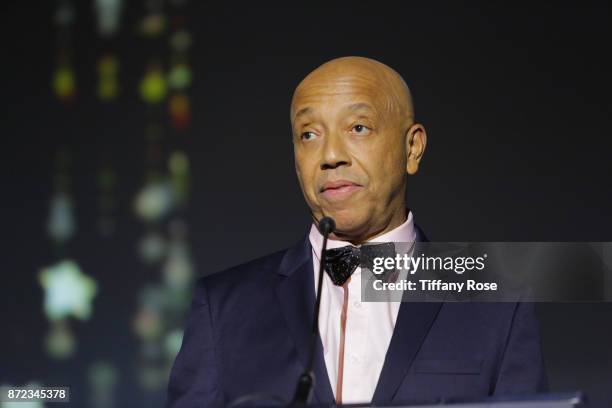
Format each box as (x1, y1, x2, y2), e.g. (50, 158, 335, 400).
(309, 210, 416, 257)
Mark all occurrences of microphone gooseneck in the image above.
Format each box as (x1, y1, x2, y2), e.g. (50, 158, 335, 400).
(290, 216, 335, 406)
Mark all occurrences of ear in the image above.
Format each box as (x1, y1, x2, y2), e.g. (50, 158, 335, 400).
(405, 123, 427, 175)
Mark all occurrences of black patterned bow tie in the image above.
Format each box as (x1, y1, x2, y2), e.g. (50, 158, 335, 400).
(324, 243, 396, 286)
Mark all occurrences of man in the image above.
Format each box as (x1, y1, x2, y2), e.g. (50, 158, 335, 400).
(166, 57, 547, 407)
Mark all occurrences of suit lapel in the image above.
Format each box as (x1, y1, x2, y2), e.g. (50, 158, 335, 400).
(372, 223, 442, 405)
(371, 301, 442, 405)
(275, 235, 335, 404)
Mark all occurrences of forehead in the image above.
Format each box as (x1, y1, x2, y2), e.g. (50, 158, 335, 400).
(291, 73, 391, 122)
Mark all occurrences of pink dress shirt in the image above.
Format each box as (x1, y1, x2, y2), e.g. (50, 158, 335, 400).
(308, 211, 417, 404)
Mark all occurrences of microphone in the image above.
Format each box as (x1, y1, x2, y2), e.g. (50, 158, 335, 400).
(318, 217, 335, 236)
(290, 216, 335, 406)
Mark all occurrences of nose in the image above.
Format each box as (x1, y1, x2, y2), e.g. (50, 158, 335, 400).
(320, 132, 351, 170)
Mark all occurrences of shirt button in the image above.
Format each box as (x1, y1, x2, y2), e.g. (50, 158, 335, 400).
(353, 301, 362, 308)
(350, 355, 360, 364)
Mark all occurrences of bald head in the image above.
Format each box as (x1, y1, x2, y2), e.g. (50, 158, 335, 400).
(291, 56, 414, 127)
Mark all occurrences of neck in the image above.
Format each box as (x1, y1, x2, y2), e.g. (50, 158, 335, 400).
(328, 208, 408, 245)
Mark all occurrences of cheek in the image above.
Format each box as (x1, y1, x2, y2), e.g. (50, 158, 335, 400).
(384, 154, 407, 188)
(295, 155, 319, 198)
(359, 145, 405, 194)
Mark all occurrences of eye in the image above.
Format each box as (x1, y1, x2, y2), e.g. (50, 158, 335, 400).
(351, 124, 371, 135)
(301, 131, 316, 141)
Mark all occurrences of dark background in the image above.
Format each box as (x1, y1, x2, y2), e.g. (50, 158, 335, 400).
(2, 2, 611, 407)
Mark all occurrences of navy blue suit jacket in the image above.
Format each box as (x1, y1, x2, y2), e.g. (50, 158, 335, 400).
(167, 230, 548, 407)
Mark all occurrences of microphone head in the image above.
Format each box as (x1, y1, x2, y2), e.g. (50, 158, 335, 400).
(318, 217, 336, 235)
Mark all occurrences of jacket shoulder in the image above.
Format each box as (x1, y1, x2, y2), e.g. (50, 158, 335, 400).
(191, 246, 298, 304)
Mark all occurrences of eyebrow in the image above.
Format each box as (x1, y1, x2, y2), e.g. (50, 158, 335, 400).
(293, 103, 375, 123)
(293, 107, 313, 122)
(345, 102, 375, 113)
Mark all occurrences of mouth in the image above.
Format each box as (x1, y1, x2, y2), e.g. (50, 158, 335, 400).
(320, 180, 363, 200)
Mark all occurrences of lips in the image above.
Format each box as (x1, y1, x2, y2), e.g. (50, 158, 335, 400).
(320, 180, 362, 200)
